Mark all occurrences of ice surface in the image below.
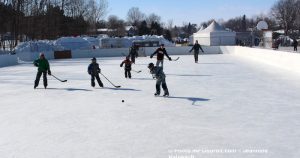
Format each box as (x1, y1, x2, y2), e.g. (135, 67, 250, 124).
(0, 55, 300, 158)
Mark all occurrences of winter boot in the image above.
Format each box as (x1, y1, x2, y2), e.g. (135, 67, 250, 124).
(163, 91, 169, 97)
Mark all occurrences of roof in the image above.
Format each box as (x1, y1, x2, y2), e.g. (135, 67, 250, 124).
(197, 21, 227, 33)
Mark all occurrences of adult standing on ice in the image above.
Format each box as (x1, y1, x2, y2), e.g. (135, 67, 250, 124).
(147, 63, 169, 97)
(150, 44, 171, 67)
(293, 38, 298, 51)
(33, 53, 51, 89)
(88, 57, 104, 87)
(189, 40, 204, 63)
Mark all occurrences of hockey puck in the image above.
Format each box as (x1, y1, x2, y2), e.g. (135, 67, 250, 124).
(122, 100, 124, 103)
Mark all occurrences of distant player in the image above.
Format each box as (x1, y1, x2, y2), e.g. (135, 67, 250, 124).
(33, 53, 51, 89)
(128, 44, 139, 64)
(120, 56, 132, 79)
(189, 40, 204, 63)
(293, 38, 298, 51)
(147, 63, 169, 97)
(88, 57, 104, 87)
(150, 44, 171, 67)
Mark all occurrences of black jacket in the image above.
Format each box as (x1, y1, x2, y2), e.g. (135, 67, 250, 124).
(151, 47, 171, 60)
(190, 43, 204, 53)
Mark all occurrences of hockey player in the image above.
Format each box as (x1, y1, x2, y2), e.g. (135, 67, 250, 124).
(120, 56, 132, 78)
(189, 40, 204, 63)
(150, 44, 171, 67)
(147, 62, 169, 97)
(33, 53, 51, 89)
(128, 44, 138, 64)
(88, 57, 104, 87)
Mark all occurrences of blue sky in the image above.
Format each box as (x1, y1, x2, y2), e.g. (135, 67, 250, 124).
(106, 0, 277, 26)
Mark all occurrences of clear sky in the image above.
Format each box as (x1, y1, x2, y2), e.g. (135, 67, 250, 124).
(106, 0, 277, 26)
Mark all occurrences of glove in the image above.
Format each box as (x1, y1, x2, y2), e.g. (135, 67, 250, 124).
(34, 63, 38, 66)
(150, 55, 153, 58)
(48, 70, 51, 76)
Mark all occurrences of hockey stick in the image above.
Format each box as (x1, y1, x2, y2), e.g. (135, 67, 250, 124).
(170, 57, 180, 61)
(132, 69, 142, 73)
(51, 74, 67, 82)
(100, 73, 121, 88)
(151, 56, 180, 61)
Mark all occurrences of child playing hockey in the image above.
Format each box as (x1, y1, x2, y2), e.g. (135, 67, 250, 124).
(150, 44, 171, 67)
(88, 57, 104, 87)
(120, 56, 132, 78)
(33, 53, 51, 89)
(147, 62, 169, 97)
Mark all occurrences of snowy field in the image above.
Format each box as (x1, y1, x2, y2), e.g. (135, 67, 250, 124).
(0, 55, 300, 158)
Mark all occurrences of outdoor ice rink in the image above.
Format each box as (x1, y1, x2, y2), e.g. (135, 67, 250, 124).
(0, 54, 300, 158)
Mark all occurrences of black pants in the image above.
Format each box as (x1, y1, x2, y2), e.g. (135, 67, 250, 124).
(194, 51, 199, 62)
(130, 55, 136, 64)
(156, 77, 169, 95)
(125, 69, 131, 78)
(91, 74, 103, 87)
(35, 71, 47, 88)
(294, 46, 297, 51)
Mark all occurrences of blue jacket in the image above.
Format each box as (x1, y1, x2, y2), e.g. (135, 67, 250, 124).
(88, 63, 101, 75)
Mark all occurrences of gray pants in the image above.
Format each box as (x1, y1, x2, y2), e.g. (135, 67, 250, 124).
(156, 77, 169, 94)
(156, 60, 164, 67)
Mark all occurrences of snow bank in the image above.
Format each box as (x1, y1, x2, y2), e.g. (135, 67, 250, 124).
(99, 35, 175, 48)
(54, 37, 93, 50)
(225, 46, 300, 74)
(15, 40, 56, 53)
(0, 54, 18, 67)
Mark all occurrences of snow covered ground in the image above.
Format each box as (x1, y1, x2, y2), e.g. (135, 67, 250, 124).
(0, 55, 300, 158)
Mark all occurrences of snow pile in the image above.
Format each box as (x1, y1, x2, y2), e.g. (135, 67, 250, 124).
(15, 40, 56, 53)
(125, 35, 175, 47)
(99, 37, 131, 48)
(14, 35, 174, 53)
(99, 35, 175, 48)
(82, 37, 100, 48)
(54, 37, 93, 50)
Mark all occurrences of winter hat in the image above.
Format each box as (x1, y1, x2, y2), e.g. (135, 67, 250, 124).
(91, 57, 96, 61)
(148, 63, 154, 69)
(39, 53, 45, 57)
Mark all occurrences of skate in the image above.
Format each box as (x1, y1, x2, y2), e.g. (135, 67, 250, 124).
(163, 92, 169, 97)
(154, 92, 160, 96)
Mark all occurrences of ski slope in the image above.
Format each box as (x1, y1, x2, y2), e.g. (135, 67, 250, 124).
(0, 55, 300, 158)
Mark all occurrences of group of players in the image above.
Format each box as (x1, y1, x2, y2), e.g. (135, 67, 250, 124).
(33, 41, 204, 97)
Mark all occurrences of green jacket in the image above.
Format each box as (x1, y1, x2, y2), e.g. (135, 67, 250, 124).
(34, 58, 50, 72)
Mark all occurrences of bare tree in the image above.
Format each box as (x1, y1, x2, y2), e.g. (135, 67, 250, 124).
(146, 13, 161, 26)
(126, 7, 145, 27)
(85, 0, 108, 33)
(271, 0, 298, 35)
(167, 19, 173, 30)
(107, 15, 125, 37)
